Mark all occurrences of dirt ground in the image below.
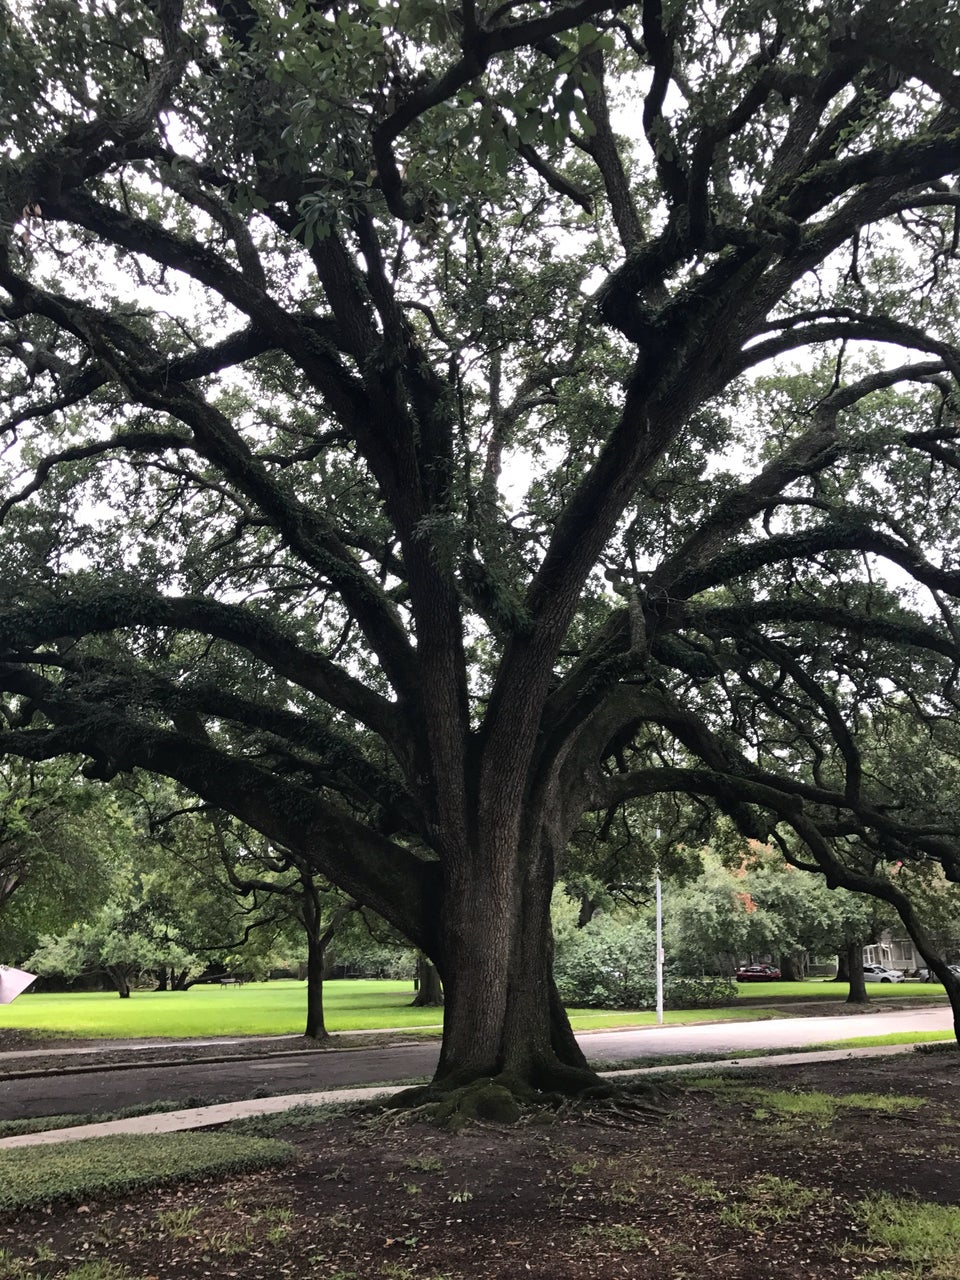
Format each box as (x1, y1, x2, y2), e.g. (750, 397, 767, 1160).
(5, 1051, 960, 1280)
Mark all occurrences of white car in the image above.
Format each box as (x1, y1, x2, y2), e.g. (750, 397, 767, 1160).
(862, 963, 904, 983)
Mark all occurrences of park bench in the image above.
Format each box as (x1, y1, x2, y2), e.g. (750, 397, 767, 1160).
(219, 976, 244, 987)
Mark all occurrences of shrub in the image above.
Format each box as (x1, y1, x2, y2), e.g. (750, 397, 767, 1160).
(664, 975, 738, 1009)
(0, 1131, 295, 1210)
(554, 916, 737, 1010)
(554, 915, 656, 1008)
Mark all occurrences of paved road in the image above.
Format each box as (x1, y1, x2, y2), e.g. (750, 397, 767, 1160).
(1, 1005, 952, 1120)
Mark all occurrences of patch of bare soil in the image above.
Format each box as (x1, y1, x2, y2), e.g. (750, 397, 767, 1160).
(0, 1029, 78, 1054)
(5, 1053, 960, 1279)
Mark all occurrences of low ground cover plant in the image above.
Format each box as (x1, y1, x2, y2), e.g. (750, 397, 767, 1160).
(0, 1132, 295, 1210)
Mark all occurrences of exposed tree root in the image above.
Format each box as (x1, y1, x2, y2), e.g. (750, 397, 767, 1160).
(373, 1072, 672, 1131)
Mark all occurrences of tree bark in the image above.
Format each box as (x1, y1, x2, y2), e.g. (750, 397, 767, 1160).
(304, 930, 327, 1039)
(833, 949, 850, 983)
(106, 965, 134, 998)
(299, 884, 355, 1040)
(431, 837, 595, 1094)
(845, 942, 869, 1004)
(410, 955, 443, 1007)
(155, 966, 169, 991)
(779, 952, 807, 981)
(301, 885, 328, 1040)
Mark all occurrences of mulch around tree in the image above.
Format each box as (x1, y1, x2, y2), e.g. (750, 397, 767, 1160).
(4, 1052, 959, 1279)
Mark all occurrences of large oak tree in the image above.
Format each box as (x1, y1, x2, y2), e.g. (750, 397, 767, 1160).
(2, 0, 960, 1091)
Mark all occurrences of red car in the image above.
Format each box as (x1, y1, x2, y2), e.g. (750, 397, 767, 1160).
(736, 963, 782, 981)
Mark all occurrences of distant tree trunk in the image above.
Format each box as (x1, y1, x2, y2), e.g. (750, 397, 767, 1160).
(304, 930, 326, 1039)
(779, 952, 807, 981)
(302, 890, 356, 1040)
(410, 955, 444, 1007)
(155, 966, 169, 991)
(170, 968, 192, 990)
(832, 950, 849, 983)
(846, 943, 869, 1004)
(577, 895, 599, 928)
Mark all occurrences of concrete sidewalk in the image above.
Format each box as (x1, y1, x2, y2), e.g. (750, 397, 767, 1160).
(0, 1042, 921, 1150)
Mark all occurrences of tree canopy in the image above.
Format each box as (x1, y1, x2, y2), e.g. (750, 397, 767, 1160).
(0, 757, 125, 959)
(2, 0, 960, 1091)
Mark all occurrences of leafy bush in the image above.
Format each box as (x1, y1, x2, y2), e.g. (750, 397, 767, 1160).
(554, 915, 736, 1009)
(663, 975, 738, 1009)
(0, 1131, 295, 1209)
(554, 915, 656, 1008)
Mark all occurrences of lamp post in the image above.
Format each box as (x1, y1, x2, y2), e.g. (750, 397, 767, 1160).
(655, 867, 664, 1026)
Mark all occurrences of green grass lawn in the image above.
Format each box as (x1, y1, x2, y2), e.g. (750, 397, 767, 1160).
(567, 1005, 786, 1029)
(0, 980, 441, 1039)
(0, 976, 947, 1041)
(807, 1029, 957, 1051)
(733, 979, 946, 1000)
(0, 979, 784, 1040)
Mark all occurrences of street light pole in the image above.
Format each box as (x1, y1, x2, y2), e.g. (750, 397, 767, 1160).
(655, 866, 664, 1026)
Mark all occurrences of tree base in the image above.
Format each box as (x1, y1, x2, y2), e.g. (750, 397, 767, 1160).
(384, 1068, 669, 1130)
(409, 991, 444, 1007)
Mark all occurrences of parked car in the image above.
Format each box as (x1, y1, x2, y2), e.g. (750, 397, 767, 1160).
(908, 966, 960, 982)
(735, 963, 782, 981)
(861, 963, 904, 983)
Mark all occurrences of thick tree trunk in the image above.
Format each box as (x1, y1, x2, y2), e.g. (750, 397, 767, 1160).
(832, 949, 849, 982)
(432, 840, 594, 1095)
(410, 955, 443, 1007)
(845, 943, 868, 1004)
(155, 967, 169, 991)
(779, 952, 807, 982)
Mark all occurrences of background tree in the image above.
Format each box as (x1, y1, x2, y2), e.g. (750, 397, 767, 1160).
(734, 848, 880, 1001)
(216, 835, 359, 1039)
(2, 0, 960, 1094)
(0, 758, 124, 962)
(140, 790, 365, 1027)
(28, 898, 202, 997)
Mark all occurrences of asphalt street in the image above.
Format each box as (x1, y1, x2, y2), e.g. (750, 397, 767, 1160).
(1, 1005, 952, 1121)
